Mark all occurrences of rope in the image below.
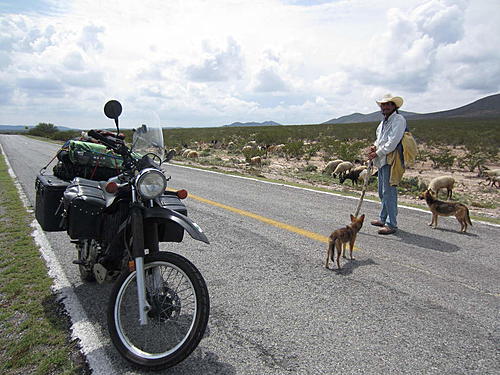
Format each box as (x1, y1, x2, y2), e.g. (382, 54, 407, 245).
(353, 160, 373, 217)
(39, 151, 60, 175)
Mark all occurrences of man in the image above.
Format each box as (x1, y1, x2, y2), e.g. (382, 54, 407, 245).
(367, 93, 407, 235)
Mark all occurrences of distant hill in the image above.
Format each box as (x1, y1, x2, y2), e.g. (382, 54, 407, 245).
(0, 125, 77, 132)
(323, 93, 500, 124)
(223, 121, 281, 127)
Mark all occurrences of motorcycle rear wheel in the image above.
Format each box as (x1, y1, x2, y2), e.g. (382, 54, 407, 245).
(107, 252, 209, 370)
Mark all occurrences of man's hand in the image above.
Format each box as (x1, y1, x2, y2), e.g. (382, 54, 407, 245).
(367, 146, 377, 160)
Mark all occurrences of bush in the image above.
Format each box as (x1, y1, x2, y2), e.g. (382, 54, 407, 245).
(283, 141, 305, 159)
(28, 123, 58, 137)
(429, 148, 455, 169)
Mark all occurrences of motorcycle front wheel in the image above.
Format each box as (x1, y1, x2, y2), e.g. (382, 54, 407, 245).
(107, 252, 209, 370)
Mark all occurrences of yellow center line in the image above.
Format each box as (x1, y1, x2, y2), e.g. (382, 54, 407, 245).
(186, 191, 337, 245)
(171, 189, 499, 297)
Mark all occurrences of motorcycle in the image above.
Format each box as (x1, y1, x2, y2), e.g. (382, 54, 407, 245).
(35, 100, 210, 370)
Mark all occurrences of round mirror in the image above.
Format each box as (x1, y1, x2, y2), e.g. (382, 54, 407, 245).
(104, 100, 122, 120)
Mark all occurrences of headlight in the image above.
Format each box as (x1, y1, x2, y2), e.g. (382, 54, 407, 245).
(136, 168, 167, 200)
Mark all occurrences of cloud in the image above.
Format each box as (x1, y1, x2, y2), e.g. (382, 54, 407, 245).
(62, 51, 85, 71)
(338, 0, 473, 99)
(187, 37, 245, 82)
(0, 0, 499, 127)
(0, 14, 56, 53)
(253, 67, 289, 92)
(16, 76, 64, 97)
(78, 24, 105, 52)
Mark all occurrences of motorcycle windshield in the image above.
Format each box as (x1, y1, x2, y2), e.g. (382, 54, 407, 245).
(131, 121, 165, 161)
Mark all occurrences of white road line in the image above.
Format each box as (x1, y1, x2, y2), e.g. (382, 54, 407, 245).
(0, 143, 117, 375)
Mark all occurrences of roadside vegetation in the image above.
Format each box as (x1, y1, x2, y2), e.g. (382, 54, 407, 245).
(12, 117, 500, 218)
(0, 153, 88, 374)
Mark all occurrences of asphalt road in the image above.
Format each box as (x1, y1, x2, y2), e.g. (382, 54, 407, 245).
(1, 134, 499, 375)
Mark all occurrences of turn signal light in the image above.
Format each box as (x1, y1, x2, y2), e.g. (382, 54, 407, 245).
(105, 181, 119, 193)
(128, 260, 136, 272)
(176, 189, 188, 199)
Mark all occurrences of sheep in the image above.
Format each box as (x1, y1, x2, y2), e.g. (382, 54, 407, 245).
(250, 156, 261, 166)
(268, 144, 285, 154)
(187, 150, 199, 159)
(332, 161, 353, 179)
(358, 168, 377, 185)
(322, 159, 343, 175)
(429, 176, 455, 199)
(484, 168, 500, 178)
(483, 175, 500, 188)
(339, 168, 364, 186)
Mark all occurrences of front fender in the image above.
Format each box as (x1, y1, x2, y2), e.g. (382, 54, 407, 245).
(143, 206, 210, 244)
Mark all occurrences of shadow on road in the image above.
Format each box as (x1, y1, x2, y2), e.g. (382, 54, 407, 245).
(329, 258, 378, 276)
(393, 229, 463, 252)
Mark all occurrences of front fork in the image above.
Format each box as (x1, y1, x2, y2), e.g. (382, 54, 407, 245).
(130, 201, 161, 326)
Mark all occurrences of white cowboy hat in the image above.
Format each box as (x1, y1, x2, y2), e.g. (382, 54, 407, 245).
(376, 93, 404, 108)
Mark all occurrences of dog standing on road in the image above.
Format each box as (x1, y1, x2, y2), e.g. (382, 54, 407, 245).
(325, 214, 365, 270)
(419, 189, 472, 233)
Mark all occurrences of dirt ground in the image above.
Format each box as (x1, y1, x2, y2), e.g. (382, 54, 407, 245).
(176, 149, 500, 221)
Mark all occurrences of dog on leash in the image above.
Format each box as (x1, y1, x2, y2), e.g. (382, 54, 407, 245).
(419, 189, 472, 232)
(325, 214, 365, 270)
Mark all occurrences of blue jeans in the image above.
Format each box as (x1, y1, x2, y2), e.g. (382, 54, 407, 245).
(378, 164, 398, 229)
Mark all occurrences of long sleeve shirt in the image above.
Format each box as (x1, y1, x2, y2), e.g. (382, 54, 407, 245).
(373, 111, 407, 168)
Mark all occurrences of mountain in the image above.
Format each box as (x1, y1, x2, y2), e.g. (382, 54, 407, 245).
(223, 120, 281, 127)
(0, 125, 31, 132)
(0, 125, 77, 132)
(323, 93, 500, 124)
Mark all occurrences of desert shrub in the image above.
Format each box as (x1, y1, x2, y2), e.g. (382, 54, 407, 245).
(242, 147, 265, 162)
(284, 141, 305, 159)
(415, 148, 430, 164)
(457, 144, 498, 174)
(398, 176, 425, 195)
(301, 164, 318, 172)
(429, 148, 455, 169)
(333, 140, 367, 162)
(304, 143, 321, 157)
(50, 130, 80, 141)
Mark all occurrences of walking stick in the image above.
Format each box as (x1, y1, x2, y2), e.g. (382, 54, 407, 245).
(353, 160, 373, 217)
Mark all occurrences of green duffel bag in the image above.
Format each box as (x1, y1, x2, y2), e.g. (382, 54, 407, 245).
(68, 140, 124, 169)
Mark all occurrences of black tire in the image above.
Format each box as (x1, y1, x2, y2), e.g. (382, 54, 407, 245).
(107, 252, 209, 370)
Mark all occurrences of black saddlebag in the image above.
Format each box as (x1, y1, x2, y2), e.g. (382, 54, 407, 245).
(63, 178, 106, 239)
(35, 175, 70, 231)
(157, 193, 187, 242)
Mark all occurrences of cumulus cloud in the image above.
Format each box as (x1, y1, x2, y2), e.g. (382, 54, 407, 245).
(0, 0, 499, 127)
(187, 37, 245, 82)
(253, 67, 288, 92)
(78, 24, 105, 52)
(349, 0, 469, 93)
(62, 51, 85, 71)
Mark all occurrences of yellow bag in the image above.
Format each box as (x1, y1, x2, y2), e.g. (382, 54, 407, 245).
(401, 131, 418, 167)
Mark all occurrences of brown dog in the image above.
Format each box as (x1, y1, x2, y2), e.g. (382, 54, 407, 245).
(325, 214, 365, 269)
(419, 189, 472, 232)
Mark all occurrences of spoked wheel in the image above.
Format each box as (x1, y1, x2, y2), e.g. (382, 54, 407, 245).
(107, 252, 209, 370)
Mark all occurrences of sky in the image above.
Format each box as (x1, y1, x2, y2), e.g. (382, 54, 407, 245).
(0, 0, 499, 129)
